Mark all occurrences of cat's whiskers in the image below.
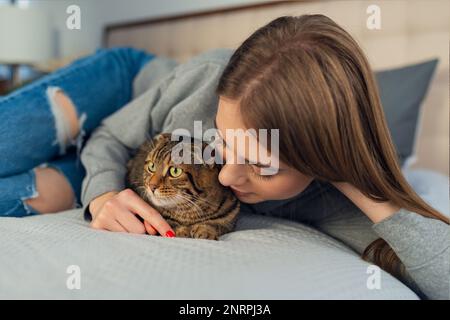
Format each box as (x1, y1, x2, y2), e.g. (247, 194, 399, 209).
(126, 133, 240, 239)
(177, 195, 203, 220)
(188, 193, 220, 209)
(152, 193, 182, 208)
(176, 193, 204, 220)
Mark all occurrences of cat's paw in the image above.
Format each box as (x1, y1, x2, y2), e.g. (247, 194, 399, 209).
(174, 225, 191, 238)
(190, 224, 219, 240)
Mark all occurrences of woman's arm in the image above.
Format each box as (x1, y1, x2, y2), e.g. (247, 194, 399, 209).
(80, 55, 180, 212)
(329, 182, 450, 300)
(81, 49, 233, 221)
(80, 81, 165, 212)
(330, 182, 401, 223)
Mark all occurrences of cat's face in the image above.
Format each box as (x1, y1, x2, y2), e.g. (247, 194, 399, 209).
(140, 133, 221, 208)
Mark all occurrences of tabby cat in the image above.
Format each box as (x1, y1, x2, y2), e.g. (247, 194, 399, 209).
(126, 133, 240, 240)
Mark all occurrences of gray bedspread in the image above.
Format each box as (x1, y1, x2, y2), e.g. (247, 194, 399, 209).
(0, 208, 418, 299)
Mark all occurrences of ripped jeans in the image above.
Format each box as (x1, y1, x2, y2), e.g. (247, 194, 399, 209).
(0, 47, 155, 217)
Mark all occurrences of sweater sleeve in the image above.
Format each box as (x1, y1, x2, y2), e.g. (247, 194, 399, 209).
(80, 79, 166, 213)
(80, 50, 232, 219)
(372, 208, 450, 300)
(307, 183, 450, 300)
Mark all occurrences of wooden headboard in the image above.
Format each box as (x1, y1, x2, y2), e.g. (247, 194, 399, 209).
(104, 0, 450, 176)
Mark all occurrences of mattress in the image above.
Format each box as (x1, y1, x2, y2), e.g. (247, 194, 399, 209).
(0, 207, 418, 299)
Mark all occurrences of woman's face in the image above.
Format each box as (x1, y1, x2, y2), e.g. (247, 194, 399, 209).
(214, 96, 314, 204)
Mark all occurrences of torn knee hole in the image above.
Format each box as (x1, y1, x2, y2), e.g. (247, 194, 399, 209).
(46, 87, 87, 155)
(47, 87, 79, 137)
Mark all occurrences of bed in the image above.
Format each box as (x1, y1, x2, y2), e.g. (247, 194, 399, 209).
(1, 0, 449, 299)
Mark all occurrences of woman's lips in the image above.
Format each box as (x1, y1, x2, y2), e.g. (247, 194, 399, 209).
(230, 187, 253, 197)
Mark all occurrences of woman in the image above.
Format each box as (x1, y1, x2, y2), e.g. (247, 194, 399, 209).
(1, 15, 448, 299)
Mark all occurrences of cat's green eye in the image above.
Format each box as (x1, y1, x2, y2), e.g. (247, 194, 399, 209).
(147, 161, 156, 173)
(169, 166, 183, 178)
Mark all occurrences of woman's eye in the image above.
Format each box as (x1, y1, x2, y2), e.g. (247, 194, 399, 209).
(147, 161, 156, 172)
(169, 166, 183, 178)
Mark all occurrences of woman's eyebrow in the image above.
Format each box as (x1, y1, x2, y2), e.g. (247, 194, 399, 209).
(213, 118, 272, 168)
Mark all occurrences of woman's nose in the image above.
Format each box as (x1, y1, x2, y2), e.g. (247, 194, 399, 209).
(218, 163, 247, 187)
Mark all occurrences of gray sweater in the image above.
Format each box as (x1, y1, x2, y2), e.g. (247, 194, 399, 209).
(80, 48, 450, 300)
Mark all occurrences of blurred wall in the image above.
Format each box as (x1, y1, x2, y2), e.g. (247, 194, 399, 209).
(28, 0, 269, 58)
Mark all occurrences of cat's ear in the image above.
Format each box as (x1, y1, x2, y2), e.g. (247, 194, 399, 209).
(189, 143, 215, 169)
(191, 144, 205, 166)
(202, 145, 217, 169)
(154, 132, 179, 145)
(153, 133, 166, 143)
(205, 161, 216, 170)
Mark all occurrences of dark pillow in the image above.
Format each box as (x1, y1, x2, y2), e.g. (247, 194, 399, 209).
(374, 58, 438, 167)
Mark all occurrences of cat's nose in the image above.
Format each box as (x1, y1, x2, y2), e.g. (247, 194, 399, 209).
(148, 185, 157, 192)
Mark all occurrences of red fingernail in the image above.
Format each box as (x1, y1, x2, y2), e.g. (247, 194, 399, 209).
(165, 230, 175, 238)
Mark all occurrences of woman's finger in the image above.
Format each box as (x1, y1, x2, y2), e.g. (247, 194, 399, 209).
(104, 218, 127, 233)
(120, 189, 174, 237)
(116, 209, 147, 234)
(144, 220, 158, 235)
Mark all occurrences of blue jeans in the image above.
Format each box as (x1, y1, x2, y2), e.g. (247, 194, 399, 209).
(0, 47, 155, 217)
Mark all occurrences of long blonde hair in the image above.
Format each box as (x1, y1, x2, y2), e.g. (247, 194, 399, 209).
(216, 14, 449, 277)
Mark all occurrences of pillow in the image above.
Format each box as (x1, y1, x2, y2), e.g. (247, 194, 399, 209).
(402, 168, 450, 217)
(374, 59, 439, 167)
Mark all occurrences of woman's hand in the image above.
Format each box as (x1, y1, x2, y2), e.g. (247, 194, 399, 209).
(331, 181, 401, 223)
(88, 189, 175, 237)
